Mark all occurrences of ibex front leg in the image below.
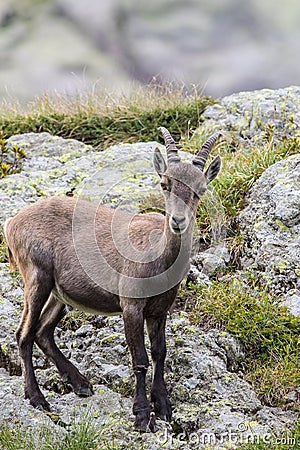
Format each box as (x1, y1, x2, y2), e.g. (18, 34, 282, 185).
(121, 300, 156, 432)
(147, 315, 172, 421)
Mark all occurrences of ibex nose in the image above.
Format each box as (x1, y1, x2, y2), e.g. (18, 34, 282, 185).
(170, 215, 187, 234)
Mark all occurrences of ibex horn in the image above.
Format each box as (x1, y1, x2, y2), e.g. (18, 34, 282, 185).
(192, 133, 222, 171)
(158, 127, 181, 165)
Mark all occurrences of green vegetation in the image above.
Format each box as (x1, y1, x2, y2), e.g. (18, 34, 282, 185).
(180, 278, 300, 407)
(0, 131, 26, 178)
(0, 416, 123, 450)
(0, 85, 213, 149)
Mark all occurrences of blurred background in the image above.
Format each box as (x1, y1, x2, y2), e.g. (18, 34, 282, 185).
(0, 0, 299, 104)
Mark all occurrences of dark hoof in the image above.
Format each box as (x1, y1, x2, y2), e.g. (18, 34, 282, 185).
(30, 397, 51, 412)
(152, 396, 172, 422)
(157, 410, 172, 422)
(75, 384, 94, 397)
(134, 411, 157, 433)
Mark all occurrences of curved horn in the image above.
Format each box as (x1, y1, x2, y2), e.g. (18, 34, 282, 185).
(158, 127, 181, 165)
(192, 132, 222, 171)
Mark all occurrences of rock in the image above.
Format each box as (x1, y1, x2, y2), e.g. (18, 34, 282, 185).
(1, 311, 296, 449)
(74, 324, 94, 337)
(281, 291, 300, 317)
(195, 86, 300, 145)
(186, 265, 212, 287)
(0, 132, 192, 225)
(238, 154, 300, 294)
(0, 263, 22, 342)
(193, 244, 230, 276)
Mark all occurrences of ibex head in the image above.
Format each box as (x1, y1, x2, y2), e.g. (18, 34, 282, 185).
(154, 127, 222, 235)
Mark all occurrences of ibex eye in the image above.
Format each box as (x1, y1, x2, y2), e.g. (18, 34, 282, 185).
(160, 182, 169, 191)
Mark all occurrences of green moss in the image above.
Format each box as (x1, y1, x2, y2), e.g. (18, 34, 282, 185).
(276, 260, 289, 273)
(275, 219, 291, 233)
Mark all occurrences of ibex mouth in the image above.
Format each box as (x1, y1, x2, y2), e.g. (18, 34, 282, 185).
(169, 216, 187, 235)
(171, 227, 182, 235)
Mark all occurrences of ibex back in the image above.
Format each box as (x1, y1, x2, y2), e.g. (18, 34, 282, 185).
(4, 127, 222, 432)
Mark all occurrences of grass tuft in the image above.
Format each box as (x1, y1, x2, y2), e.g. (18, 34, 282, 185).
(0, 131, 26, 179)
(181, 278, 300, 407)
(0, 84, 214, 149)
(0, 415, 122, 450)
(191, 133, 300, 238)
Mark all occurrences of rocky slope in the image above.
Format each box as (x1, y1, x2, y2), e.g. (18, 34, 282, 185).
(0, 86, 300, 448)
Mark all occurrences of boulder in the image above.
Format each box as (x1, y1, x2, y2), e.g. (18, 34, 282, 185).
(0, 132, 172, 224)
(239, 154, 300, 295)
(192, 244, 230, 277)
(195, 86, 300, 145)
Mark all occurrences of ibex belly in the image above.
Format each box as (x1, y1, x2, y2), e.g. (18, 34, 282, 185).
(52, 284, 122, 316)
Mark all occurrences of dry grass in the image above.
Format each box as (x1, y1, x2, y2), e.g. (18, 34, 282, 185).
(0, 83, 214, 149)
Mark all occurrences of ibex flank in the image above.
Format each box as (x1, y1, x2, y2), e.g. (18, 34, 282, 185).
(4, 127, 222, 432)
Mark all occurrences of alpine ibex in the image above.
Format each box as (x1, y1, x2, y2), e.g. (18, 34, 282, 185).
(4, 128, 221, 432)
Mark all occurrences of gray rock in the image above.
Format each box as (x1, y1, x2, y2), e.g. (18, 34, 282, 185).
(195, 86, 300, 145)
(186, 265, 212, 287)
(239, 154, 300, 294)
(74, 324, 94, 337)
(0, 263, 22, 342)
(193, 245, 230, 276)
(281, 291, 300, 317)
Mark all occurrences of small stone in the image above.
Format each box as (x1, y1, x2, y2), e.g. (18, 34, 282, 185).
(281, 293, 300, 317)
(75, 324, 94, 336)
(186, 265, 212, 287)
(194, 252, 226, 276)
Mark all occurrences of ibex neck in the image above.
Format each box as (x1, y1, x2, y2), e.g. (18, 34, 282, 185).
(162, 213, 194, 266)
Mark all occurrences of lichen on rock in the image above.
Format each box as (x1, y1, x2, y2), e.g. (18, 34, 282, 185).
(194, 86, 300, 146)
(239, 153, 300, 295)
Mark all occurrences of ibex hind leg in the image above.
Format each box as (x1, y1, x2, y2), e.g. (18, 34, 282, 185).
(16, 269, 54, 411)
(35, 294, 93, 397)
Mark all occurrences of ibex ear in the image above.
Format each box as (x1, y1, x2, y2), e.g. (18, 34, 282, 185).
(204, 155, 222, 183)
(153, 148, 167, 177)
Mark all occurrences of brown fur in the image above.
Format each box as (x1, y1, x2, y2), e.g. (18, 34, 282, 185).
(4, 129, 222, 432)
